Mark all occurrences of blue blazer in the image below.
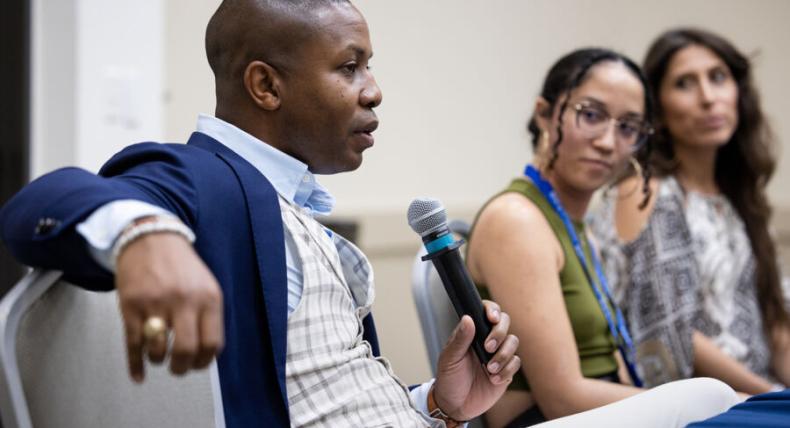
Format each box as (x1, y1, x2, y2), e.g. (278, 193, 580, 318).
(0, 132, 381, 427)
(687, 389, 790, 427)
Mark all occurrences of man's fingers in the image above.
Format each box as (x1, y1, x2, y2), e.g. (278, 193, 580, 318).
(170, 307, 199, 375)
(114, 234, 226, 380)
(124, 313, 145, 383)
(482, 300, 502, 323)
(193, 301, 224, 369)
(491, 355, 521, 385)
(143, 313, 170, 364)
(484, 310, 510, 353)
(486, 334, 520, 376)
(442, 315, 476, 364)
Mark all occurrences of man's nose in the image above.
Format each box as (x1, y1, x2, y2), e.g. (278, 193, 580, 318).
(360, 73, 382, 109)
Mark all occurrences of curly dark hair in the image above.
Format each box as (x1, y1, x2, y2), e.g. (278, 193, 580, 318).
(643, 28, 786, 335)
(527, 48, 655, 208)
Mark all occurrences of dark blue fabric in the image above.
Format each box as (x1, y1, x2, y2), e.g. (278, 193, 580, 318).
(0, 132, 382, 427)
(687, 389, 790, 427)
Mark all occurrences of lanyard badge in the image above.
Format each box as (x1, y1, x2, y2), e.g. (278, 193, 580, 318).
(524, 164, 643, 388)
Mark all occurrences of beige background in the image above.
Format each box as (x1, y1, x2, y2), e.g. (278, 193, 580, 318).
(162, 0, 790, 384)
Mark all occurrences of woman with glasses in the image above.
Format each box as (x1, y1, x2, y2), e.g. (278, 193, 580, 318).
(465, 48, 737, 427)
(589, 28, 790, 395)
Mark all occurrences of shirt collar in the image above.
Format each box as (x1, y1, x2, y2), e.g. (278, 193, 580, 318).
(195, 114, 335, 215)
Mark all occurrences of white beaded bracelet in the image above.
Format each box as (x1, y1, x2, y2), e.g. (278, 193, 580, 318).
(111, 217, 196, 268)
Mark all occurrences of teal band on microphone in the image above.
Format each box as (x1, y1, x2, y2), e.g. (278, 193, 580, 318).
(425, 234, 455, 254)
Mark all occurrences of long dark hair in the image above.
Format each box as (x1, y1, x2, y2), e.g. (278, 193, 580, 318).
(527, 48, 654, 207)
(643, 28, 786, 335)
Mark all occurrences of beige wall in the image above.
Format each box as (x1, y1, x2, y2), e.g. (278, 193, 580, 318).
(164, 1, 790, 384)
(31, 0, 164, 177)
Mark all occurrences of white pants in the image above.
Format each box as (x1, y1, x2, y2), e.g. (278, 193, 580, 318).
(534, 378, 740, 428)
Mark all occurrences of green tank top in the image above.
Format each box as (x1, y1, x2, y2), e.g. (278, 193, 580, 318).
(471, 178, 618, 391)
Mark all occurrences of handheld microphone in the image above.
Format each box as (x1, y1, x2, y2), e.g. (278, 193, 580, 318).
(407, 197, 493, 365)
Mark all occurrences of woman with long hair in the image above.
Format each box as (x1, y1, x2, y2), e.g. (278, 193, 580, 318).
(590, 28, 790, 393)
(465, 47, 737, 428)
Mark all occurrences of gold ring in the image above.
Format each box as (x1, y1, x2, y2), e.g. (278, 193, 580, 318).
(143, 316, 167, 342)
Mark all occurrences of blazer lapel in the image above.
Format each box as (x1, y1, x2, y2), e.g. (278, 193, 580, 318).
(187, 132, 290, 412)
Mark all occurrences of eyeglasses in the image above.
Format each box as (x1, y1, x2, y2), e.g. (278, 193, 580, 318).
(571, 101, 653, 149)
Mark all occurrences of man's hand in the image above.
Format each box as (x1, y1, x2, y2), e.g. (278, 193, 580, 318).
(115, 232, 224, 382)
(432, 300, 521, 421)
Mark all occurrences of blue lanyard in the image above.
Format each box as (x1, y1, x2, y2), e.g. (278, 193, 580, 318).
(524, 164, 643, 387)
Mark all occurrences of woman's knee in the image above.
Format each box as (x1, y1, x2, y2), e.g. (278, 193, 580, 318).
(672, 378, 740, 414)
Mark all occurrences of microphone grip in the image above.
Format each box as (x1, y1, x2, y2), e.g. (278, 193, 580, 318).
(426, 246, 494, 365)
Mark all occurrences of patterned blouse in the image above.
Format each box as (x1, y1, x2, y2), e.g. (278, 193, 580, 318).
(588, 176, 779, 387)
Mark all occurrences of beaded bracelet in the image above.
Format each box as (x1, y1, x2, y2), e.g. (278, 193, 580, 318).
(111, 217, 196, 268)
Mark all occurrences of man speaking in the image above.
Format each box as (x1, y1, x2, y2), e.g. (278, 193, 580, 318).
(0, 1, 520, 426)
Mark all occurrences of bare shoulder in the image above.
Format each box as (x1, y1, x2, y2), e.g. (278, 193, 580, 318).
(468, 192, 563, 278)
(473, 192, 556, 247)
(613, 176, 660, 243)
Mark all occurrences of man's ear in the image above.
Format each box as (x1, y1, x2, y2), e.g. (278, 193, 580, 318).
(532, 96, 553, 133)
(243, 60, 282, 111)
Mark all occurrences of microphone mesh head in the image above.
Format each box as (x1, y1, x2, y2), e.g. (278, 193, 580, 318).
(407, 197, 447, 236)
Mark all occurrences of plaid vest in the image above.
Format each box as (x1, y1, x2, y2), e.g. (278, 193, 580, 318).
(280, 200, 438, 427)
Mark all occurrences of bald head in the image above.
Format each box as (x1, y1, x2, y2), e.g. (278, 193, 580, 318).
(206, 0, 350, 88)
(203, 0, 380, 173)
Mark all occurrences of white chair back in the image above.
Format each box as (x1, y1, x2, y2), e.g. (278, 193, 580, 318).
(0, 270, 225, 428)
